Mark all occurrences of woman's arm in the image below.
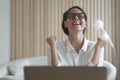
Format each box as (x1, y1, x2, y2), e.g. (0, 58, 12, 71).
(91, 37, 106, 66)
(47, 36, 59, 66)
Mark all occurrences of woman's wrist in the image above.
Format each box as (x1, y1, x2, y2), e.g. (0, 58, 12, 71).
(50, 44, 56, 49)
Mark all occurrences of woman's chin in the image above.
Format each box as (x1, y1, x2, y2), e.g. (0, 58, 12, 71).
(73, 27, 83, 31)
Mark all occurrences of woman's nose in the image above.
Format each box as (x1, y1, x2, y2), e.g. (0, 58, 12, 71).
(74, 15, 79, 20)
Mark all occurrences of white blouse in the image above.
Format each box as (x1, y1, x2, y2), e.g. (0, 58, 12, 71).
(48, 38, 104, 67)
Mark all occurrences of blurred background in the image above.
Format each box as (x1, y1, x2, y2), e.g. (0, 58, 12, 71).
(0, 0, 120, 75)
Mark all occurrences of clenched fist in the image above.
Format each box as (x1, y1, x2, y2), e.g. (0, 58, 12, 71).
(95, 37, 106, 49)
(47, 36, 56, 47)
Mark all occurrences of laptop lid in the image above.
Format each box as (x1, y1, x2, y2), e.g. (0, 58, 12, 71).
(24, 66, 107, 80)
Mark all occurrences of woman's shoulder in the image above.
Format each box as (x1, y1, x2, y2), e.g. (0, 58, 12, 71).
(87, 39, 96, 44)
(85, 38, 97, 48)
(55, 40, 68, 53)
(56, 40, 67, 48)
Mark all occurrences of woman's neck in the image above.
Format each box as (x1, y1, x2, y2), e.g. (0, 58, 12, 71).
(69, 33, 84, 53)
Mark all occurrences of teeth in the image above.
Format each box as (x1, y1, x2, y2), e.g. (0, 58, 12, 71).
(73, 22, 80, 25)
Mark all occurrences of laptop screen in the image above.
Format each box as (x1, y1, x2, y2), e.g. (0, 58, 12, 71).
(24, 66, 107, 80)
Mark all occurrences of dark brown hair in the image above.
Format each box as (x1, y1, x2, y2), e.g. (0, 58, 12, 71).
(62, 6, 87, 35)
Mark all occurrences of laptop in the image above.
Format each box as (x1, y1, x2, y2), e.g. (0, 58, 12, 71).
(24, 66, 107, 80)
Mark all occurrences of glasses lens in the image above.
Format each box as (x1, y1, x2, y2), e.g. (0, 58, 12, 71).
(67, 13, 85, 20)
(77, 13, 85, 19)
(67, 13, 75, 19)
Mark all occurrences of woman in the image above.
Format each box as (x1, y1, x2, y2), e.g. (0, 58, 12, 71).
(47, 6, 106, 67)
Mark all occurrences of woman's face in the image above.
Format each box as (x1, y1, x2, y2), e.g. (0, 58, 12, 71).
(64, 8, 86, 35)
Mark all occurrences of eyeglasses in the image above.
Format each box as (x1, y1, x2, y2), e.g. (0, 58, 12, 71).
(67, 13, 85, 20)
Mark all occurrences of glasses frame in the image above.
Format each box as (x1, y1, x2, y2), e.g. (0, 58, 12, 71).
(67, 13, 85, 20)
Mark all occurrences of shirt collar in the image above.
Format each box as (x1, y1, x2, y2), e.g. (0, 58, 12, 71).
(65, 37, 88, 53)
(81, 37, 88, 52)
(65, 39, 74, 52)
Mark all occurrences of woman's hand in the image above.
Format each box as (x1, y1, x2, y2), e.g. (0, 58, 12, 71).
(95, 37, 106, 49)
(47, 36, 56, 47)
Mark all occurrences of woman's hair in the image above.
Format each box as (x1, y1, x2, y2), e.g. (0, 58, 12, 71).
(62, 6, 87, 35)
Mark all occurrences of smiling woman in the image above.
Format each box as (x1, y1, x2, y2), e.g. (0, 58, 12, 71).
(47, 6, 106, 66)
(46, 6, 117, 80)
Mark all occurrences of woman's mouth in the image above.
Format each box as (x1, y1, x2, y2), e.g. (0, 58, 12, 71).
(72, 22, 81, 26)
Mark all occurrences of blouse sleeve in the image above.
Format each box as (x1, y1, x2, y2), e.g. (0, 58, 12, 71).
(97, 47, 104, 67)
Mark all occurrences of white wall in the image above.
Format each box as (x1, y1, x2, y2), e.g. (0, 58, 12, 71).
(0, 0, 10, 66)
